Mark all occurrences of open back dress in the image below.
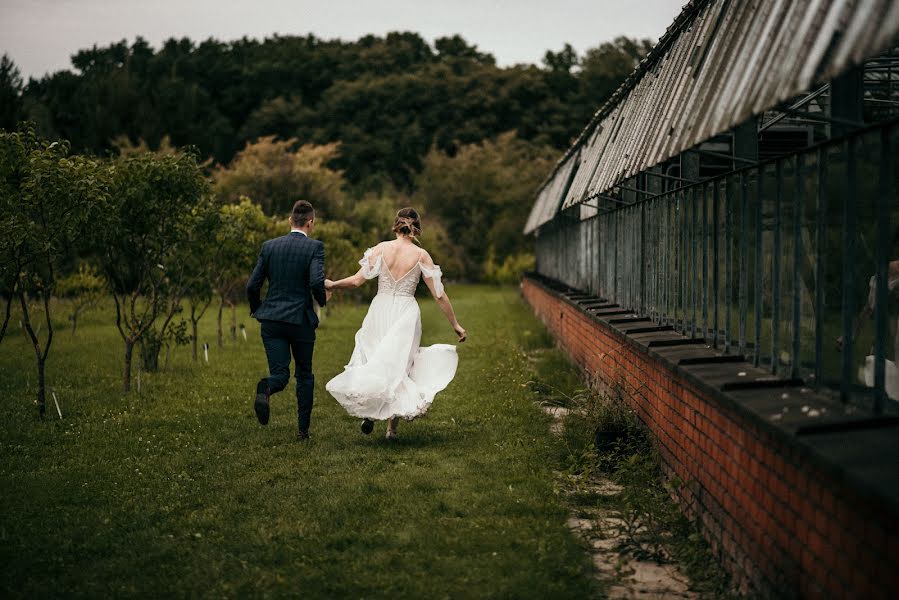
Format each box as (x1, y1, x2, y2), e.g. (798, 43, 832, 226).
(325, 247, 458, 420)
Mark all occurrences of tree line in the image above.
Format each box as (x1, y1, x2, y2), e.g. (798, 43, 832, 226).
(1, 33, 651, 190)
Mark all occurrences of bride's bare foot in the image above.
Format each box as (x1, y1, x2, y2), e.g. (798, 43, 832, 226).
(386, 417, 399, 439)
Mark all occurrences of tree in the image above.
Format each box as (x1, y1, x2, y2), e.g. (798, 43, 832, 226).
(177, 195, 223, 361)
(94, 149, 209, 391)
(18, 32, 650, 189)
(434, 35, 495, 65)
(0, 55, 23, 131)
(213, 136, 346, 217)
(0, 124, 110, 415)
(212, 197, 270, 348)
(56, 263, 106, 335)
(414, 132, 558, 279)
(575, 37, 654, 124)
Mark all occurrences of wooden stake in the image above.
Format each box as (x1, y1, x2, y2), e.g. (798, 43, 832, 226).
(52, 391, 62, 419)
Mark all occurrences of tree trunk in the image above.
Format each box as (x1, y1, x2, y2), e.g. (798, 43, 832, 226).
(230, 302, 237, 341)
(217, 296, 224, 349)
(0, 295, 12, 345)
(140, 337, 161, 372)
(192, 319, 199, 362)
(36, 358, 46, 417)
(123, 339, 134, 393)
(19, 291, 49, 417)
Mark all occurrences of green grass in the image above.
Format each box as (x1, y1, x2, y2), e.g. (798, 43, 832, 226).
(0, 285, 594, 598)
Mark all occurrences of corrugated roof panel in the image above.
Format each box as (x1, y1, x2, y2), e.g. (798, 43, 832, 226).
(523, 150, 578, 234)
(527, 0, 899, 233)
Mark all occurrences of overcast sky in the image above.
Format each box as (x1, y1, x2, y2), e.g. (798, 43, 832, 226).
(0, 0, 684, 79)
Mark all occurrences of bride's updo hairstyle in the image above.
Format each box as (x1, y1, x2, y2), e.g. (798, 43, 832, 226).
(392, 207, 422, 239)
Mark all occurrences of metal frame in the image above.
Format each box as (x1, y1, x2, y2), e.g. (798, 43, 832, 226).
(535, 118, 899, 412)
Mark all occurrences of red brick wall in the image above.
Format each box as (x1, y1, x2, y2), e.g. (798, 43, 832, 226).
(522, 276, 899, 599)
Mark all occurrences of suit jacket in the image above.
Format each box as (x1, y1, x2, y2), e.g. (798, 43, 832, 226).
(246, 231, 327, 327)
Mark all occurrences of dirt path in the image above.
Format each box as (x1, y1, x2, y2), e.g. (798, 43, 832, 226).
(543, 405, 698, 599)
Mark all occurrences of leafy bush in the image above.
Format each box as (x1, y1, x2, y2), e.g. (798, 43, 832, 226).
(483, 252, 535, 285)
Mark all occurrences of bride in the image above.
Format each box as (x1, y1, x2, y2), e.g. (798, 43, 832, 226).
(324, 208, 467, 439)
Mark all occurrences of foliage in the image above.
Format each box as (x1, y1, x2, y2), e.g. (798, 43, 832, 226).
(179, 194, 225, 361)
(55, 263, 106, 335)
(574, 37, 655, 126)
(4, 32, 655, 286)
(0, 54, 23, 131)
(416, 217, 467, 284)
(414, 132, 558, 279)
(213, 197, 271, 346)
(213, 136, 346, 218)
(0, 123, 110, 414)
(15, 33, 651, 189)
(92, 148, 210, 389)
(314, 220, 365, 283)
(484, 252, 536, 285)
(110, 134, 179, 158)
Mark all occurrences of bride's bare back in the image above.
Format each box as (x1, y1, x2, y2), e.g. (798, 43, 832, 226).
(372, 239, 425, 281)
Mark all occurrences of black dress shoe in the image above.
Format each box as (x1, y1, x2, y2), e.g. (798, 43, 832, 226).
(360, 419, 375, 435)
(297, 430, 310, 441)
(254, 379, 270, 425)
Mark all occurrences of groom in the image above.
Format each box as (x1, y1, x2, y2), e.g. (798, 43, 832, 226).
(247, 200, 329, 441)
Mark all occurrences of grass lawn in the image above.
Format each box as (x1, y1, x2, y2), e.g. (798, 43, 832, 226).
(0, 285, 595, 598)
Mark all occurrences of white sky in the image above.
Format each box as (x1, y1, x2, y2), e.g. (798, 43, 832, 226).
(0, 0, 684, 79)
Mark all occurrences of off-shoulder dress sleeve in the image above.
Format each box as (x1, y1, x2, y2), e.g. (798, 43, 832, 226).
(359, 247, 383, 279)
(419, 262, 445, 298)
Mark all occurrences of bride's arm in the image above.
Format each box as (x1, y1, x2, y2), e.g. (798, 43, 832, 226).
(326, 244, 383, 290)
(434, 291, 466, 342)
(326, 270, 366, 290)
(420, 251, 466, 342)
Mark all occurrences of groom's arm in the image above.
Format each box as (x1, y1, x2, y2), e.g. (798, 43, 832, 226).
(309, 241, 327, 307)
(246, 242, 268, 315)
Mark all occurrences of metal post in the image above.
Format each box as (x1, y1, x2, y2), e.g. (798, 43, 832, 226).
(666, 196, 673, 325)
(740, 171, 748, 355)
(641, 203, 647, 316)
(772, 160, 783, 375)
(677, 190, 684, 333)
(829, 66, 865, 138)
(814, 148, 827, 388)
(692, 186, 699, 339)
(840, 139, 856, 404)
(715, 176, 733, 352)
(614, 209, 619, 302)
(873, 128, 892, 414)
(703, 183, 710, 342)
(792, 154, 804, 380)
(734, 117, 759, 164)
(714, 181, 721, 349)
(754, 168, 764, 367)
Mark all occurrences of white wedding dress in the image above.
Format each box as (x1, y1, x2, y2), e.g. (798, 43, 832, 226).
(325, 248, 458, 420)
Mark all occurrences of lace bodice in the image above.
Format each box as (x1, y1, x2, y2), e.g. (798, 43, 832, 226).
(359, 247, 444, 298)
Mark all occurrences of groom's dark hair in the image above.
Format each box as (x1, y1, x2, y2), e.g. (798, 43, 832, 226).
(290, 200, 314, 227)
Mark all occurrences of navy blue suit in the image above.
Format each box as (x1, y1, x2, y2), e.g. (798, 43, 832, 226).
(246, 231, 326, 432)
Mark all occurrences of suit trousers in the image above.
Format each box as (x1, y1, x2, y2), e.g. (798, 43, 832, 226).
(259, 319, 316, 432)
